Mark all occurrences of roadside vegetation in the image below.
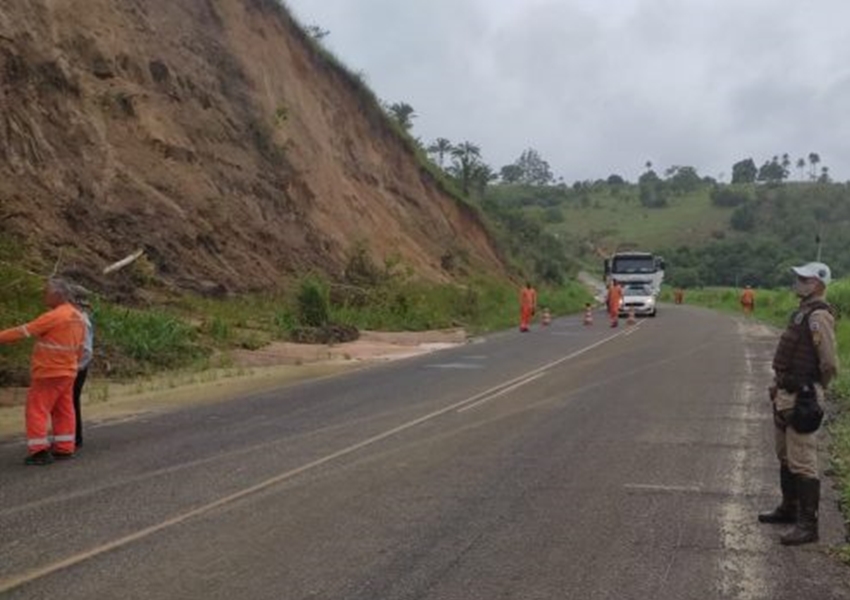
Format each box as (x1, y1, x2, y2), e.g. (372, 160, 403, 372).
(0, 258, 590, 384)
(663, 281, 850, 557)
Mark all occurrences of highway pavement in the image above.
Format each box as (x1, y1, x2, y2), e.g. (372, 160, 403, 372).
(1, 304, 848, 599)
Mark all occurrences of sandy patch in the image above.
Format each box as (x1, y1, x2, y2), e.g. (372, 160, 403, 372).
(0, 329, 467, 441)
(229, 329, 467, 367)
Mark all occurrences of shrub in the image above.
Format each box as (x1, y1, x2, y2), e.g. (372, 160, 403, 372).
(344, 242, 384, 287)
(730, 203, 757, 231)
(710, 186, 751, 207)
(95, 304, 204, 372)
(206, 316, 232, 343)
(273, 310, 297, 337)
(296, 277, 329, 327)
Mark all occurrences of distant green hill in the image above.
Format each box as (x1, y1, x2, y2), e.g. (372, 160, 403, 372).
(487, 184, 731, 250)
(484, 180, 850, 288)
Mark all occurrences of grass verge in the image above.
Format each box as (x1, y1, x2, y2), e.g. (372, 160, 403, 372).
(0, 262, 592, 380)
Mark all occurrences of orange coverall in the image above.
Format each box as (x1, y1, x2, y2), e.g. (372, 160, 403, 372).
(0, 303, 86, 454)
(607, 283, 623, 327)
(740, 288, 755, 315)
(519, 286, 537, 332)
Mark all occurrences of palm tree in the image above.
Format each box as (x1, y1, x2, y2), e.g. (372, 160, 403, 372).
(386, 102, 416, 131)
(449, 141, 482, 195)
(796, 158, 806, 181)
(427, 138, 453, 169)
(808, 152, 821, 181)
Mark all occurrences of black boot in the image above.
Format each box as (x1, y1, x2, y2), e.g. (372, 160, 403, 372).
(759, 466, 797, 524)
(780, 477, 819, 546)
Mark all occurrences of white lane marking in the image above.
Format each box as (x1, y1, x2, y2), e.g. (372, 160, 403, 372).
(718, 327, 770, 600)
(457, 373, 546, 413)
(0, 327, 633, 593)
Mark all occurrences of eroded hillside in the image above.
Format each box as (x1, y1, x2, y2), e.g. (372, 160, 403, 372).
(0, 0, 506, 295)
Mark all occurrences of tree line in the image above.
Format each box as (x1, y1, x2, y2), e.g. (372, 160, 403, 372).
(732, 153, 830, 185)
(383, 100, 849, 289)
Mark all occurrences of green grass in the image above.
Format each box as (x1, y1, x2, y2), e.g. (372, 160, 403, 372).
(486, 184, 738, 252)
(552, 188, 736, 251)
(93, 303, 208, 375)
(329, 276, 591, 334)
(658, 285, 798, 326)
(0, 265, 48, 384)
(0, 264, 592, 383)
(828, 282, 850, 553)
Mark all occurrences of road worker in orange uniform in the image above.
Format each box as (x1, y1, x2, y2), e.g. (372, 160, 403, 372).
(740, 285, 755, 315)
(0, 278, 86, 465)
(606, 280, 623, 328)
(519, 282, 537, 332)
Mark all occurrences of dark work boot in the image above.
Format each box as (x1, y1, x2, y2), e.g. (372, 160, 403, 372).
(780, 477, 819, 546)
(24, 450, 54, 466)
(759, 466, 797, 524)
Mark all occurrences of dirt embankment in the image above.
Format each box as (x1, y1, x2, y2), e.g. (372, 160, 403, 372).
(0, 0, 506, 295)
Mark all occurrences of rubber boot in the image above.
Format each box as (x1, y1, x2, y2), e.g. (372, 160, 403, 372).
(758, 466, 797, 524)
(780, 477, 819, 546)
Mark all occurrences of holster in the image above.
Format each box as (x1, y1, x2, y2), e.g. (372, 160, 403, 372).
(789, 385, 824, 434)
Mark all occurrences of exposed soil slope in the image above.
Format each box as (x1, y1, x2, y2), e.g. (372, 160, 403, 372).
(0, 0, 506, 294)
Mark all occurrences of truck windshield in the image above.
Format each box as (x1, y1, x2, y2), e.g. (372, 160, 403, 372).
(612, 256, 656, 274)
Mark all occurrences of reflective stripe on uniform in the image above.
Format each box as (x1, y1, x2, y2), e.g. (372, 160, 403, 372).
(27, 438, 50, 447)
(52, 434, 75, 442)
(34, 341, 83, 352)
(20, 326, 31, 338)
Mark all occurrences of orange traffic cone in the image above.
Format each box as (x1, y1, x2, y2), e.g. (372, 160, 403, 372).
(583, 306, 593, 326)
(627, 307, 636, 325)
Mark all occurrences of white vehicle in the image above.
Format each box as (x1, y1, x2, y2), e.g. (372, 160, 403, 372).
(618, 282, 657, 318)
(604, 251, 665, 295)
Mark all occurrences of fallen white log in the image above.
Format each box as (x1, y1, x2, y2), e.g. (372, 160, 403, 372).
(103, 249, 145, 275)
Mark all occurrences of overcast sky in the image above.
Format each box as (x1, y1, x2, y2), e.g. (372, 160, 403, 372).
(283, 0, 850, 183)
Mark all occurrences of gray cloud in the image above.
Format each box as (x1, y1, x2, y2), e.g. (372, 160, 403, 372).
(284, 0, 850, 182)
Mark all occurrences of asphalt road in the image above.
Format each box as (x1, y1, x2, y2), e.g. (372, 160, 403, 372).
(1, 305, 848, 599)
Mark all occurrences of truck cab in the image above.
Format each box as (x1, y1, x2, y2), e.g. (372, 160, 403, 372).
(604, 251, 665, 295)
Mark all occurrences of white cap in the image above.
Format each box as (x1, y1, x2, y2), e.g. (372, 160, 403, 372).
(791, 261, 831, 285)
